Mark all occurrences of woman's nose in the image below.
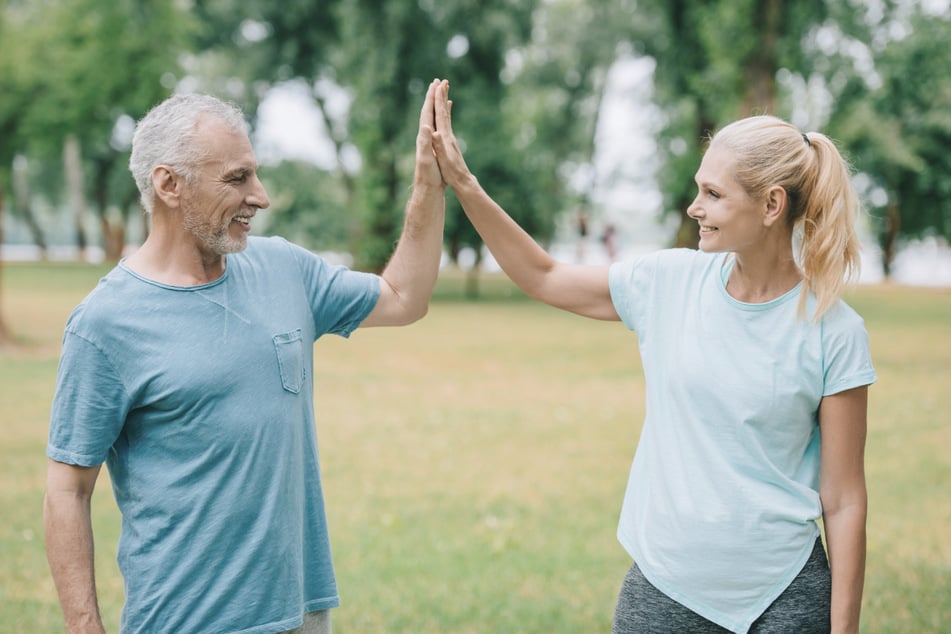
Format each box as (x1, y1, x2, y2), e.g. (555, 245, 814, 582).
(686, 196, 701, 219)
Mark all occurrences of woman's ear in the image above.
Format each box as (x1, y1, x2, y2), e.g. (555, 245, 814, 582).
(763, 185, 787, 227)
(152, 166, 182, 209)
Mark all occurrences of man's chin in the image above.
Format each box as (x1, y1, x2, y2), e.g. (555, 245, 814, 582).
(211, 234, 248, 255)
(227, 239, 248, 254)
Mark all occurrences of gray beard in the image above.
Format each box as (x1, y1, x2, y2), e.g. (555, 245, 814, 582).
(182, 206, 247, 255)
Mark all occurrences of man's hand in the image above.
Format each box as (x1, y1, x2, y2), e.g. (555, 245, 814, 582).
(359, 78, 448, 328)
(415, 79, 445, 190)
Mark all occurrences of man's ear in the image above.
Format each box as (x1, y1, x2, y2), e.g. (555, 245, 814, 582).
(763, 185, 787, 227)
(152, 166, 182, 209)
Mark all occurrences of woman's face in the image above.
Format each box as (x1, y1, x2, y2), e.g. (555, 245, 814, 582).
(686, 145, 770, 255)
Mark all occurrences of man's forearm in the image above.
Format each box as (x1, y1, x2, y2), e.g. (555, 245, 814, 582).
(44, 491, 105, 633)
(380, 181, 446, 319)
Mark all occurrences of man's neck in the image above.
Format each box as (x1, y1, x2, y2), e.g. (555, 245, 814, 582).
(124, 224, 227, 287)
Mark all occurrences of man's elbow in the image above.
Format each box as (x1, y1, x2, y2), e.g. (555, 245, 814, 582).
(399, 300, 430, 325)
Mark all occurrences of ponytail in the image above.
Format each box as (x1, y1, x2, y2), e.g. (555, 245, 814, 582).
(796, 132, 861, 320)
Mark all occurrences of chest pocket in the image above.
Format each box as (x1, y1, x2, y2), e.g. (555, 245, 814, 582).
(272, 329, 305, 394)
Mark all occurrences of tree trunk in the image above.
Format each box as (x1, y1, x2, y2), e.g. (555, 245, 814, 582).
(64, 135, 88, 260)
(312, 94, 364, 263)
(13, 155, 48, 259)
(881, 200, 901, 279)
(464, 247, 483, 300)
(740, 0, 781, 116)
(0, 180, 14, 346)
(358, 150, 400, 273)
(672, 113, 716, 249)
(93, 159, 126, 261)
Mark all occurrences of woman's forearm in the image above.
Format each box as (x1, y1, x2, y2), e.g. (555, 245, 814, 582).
(823, 502, 867, 634)
(450, 174, 557, 299)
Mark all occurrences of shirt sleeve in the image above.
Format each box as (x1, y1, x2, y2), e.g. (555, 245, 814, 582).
(47, 330, 130, 466)
(609, 252, 661, 336)
(821, 304, 878, 396)
(282, 239, 381, 339)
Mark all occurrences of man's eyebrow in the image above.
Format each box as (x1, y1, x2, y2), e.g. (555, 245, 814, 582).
(222, 166, 255, 179)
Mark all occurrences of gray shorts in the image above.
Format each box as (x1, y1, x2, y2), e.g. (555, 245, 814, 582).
(612, 538, 832, 633)
(280, 610, 331, 634)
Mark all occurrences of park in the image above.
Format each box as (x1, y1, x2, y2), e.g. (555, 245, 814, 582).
(1, 0, 950, 631)
(1, 264, 949, 632)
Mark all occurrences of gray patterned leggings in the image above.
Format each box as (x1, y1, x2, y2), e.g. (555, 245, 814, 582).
(281, 610, 332, 634)
(612, 538, 832, 633)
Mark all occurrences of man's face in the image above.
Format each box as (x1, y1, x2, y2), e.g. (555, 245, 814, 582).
(180, 117, 269, 255)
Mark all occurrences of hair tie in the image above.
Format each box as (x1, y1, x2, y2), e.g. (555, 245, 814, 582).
(802, 132, 811, 147)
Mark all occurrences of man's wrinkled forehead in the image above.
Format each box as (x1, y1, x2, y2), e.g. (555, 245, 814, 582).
(192, 116, 257, 169)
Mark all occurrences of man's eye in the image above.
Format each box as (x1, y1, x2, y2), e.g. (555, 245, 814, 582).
(708, 190, 720, 199)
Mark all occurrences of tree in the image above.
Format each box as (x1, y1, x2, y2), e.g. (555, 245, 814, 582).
(636, 0, 878, 248)
(829, 8, 951, 276)
(429, 0, 538, 294)
(489, 0, 644, 260)
(0, 0, 37, 345)
(14, 0, 192, 260)
(194, 0, 540, 277)
(257, 160, 352, 252)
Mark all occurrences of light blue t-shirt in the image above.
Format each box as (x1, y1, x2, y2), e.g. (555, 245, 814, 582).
(48, 236, 380, 634)
(609, 249, 876, 633)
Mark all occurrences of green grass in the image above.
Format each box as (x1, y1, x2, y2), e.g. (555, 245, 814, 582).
(1, 262, 949, 632)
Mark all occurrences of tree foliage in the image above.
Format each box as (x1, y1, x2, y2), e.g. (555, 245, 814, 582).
(2, 0, 950, 290)
(635, 0, 874, 247)
(828, 8, 951, 275)
(1, 0, 191, 259)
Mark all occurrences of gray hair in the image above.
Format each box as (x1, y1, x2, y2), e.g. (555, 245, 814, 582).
(129, 93, 249, 213)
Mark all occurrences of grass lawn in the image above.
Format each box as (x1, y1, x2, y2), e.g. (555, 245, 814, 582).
(0, 261, 948, 632)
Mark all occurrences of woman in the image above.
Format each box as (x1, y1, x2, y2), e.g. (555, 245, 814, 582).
(430, 83, 875, 634)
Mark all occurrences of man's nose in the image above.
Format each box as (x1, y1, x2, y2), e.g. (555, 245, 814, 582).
(248, 175, 270, 210)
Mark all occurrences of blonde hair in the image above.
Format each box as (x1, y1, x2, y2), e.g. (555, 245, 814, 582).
(709, 115, 861, 320)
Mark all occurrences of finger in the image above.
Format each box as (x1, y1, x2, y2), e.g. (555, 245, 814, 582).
(443, 82, 454, 136)
(434, 80, 453, 136)
(419, 79, 438, 129)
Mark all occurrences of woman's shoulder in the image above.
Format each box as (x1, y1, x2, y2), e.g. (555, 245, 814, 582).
(616, 247, 718, 270)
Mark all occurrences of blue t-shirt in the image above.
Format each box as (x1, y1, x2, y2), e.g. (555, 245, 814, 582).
(609, 249, 876, 634)
(47, 236, 380, 634)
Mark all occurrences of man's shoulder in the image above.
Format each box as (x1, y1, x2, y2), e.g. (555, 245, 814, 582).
(242, 235, 316, 265)
(63, 266, 141, 335)
(244, 235, 291, 256)
(240, 236, 338, 274)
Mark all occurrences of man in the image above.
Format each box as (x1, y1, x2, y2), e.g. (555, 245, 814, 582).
(44, 79, 447, 634)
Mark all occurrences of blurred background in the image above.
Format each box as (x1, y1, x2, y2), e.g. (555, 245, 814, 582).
(2, 2, 950, 631)
(2, 0, 951, 320)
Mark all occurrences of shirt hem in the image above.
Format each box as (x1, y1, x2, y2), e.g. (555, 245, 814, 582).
(617, 524, 819, 634)
(46, 445, 104, 467)
(823, 370, 877, 396)
(232, 597, 339, 634)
